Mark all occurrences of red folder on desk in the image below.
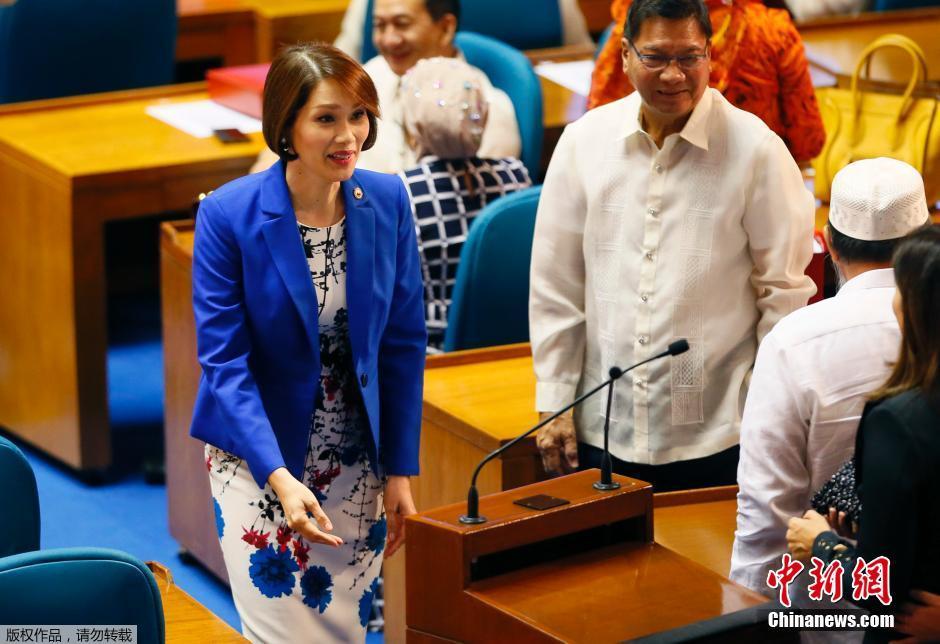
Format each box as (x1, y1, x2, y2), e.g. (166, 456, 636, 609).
(207, 64, 270, 119)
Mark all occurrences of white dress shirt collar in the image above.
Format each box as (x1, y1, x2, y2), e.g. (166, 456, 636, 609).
(616, 87, 714, 151)
(835, 267, 896, 296)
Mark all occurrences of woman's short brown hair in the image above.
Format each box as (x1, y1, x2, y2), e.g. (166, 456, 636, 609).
(262, 43, 380, 162)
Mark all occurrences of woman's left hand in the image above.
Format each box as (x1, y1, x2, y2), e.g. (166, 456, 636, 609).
(786, 510, 832, 561)
(384, 475, 417, 558)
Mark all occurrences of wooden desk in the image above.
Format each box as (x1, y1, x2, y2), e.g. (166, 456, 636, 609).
(530, 47, 591, 178)
(0, 84, 263, 471)
(177, 0, 258, 67)
(247, 0, 350, 63)
(654, 485, 738, 578)
(578, 0, 613, 35)
(408, 471, 767, 643)
(147, 562, 246, 642)
(161, 222, 229, 583)
(798, 8, 940, 83)
(177, 0, 350, 67)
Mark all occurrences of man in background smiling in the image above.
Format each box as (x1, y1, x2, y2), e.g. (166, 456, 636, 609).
(251, 0, 520, 175)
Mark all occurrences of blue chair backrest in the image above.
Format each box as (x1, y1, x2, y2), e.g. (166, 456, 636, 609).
(0, 0, 177, 104)
(0, 547, 165, 643)
(361, 0, 562, 62)
(455, 31, 543, 180)
(444, 185, 541, 352)
(873, 0, 939, 8)
(0, 436, 40, 558)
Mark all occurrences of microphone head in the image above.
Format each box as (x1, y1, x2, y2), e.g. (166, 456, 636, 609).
(609, 366, 623, 379)
(668, 339, 690, 356)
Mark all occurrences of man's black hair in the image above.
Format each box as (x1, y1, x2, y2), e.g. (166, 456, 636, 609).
(828, 222, 903, 264)
(624, 0, 712, 42)
(426, 0, 460, 26)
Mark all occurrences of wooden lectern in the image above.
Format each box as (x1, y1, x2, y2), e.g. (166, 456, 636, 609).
(406, 470, 770, 642)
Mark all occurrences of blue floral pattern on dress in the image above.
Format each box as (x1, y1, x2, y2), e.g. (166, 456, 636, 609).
(366, 516, 386, 555)
(249, 545, 299, 598)
(213, 497, 225, 538)
(300, 565, 334, 613)
(358, 576, 380, 627)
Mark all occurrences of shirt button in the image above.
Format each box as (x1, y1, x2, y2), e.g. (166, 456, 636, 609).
(655, 164, 663, 173)
(636, 379, 646, 388)
(638, 336, 648, 345)
(640, 293, 649, 302)
(647, 207, 658, 217)
(645, 251, 655, 261)
(360, 373, 368, 387)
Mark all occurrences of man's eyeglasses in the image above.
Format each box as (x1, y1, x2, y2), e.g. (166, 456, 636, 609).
(627, 40, 708, 72)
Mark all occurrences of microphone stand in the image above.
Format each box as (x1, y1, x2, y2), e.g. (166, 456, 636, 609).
(459, 339, 690, 524)
(593, 366, 623, 491)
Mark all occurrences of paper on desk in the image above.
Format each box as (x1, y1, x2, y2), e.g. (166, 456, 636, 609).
(145, 100, 262, 138)
(534, 59, 595, 97)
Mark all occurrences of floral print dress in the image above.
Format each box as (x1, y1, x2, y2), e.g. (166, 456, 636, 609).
(207, 218, 386, 643)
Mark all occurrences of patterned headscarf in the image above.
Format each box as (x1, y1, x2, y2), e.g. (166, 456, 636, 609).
(400, 57, 490, 160)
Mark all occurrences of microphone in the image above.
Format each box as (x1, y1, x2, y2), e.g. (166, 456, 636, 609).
(458, 338, 691, 524)
(594, 337, 690, 490)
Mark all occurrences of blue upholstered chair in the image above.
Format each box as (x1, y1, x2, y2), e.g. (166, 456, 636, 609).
(443, 186, 541, 352)
(361, 0, 563, 61)
(0, 436, 40, 558)
(455, 31, 544, 180)
(0, 0, 177, 103)
(0, 547, 165, 643)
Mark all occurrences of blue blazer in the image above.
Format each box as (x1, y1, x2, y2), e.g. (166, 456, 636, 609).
(190, 162, 426, 488)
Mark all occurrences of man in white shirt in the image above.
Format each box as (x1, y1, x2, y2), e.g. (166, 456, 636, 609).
(529, 0, 815, 491)
(250, 0, 521, 175)
(730, 158, 930, 594)
(333, 0, 595, 60)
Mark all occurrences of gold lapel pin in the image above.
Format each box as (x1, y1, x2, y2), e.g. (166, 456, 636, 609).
(353, 187, 364, 200)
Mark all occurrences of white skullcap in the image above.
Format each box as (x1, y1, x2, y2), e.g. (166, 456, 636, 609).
(829, 158, 929, 241)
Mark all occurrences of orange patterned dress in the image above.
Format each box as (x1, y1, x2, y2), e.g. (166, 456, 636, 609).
(589, 0, 825, 163)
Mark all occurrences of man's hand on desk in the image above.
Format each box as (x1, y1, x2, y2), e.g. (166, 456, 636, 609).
(537, 410, 579, 476)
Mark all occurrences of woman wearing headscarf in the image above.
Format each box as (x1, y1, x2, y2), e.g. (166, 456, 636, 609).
(397, 57, 532, 351)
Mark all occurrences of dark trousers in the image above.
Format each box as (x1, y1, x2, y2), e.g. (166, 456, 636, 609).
(577, 443, 740, 492)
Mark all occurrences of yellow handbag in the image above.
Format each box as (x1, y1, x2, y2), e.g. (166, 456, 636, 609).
(813, 34, 940, 204)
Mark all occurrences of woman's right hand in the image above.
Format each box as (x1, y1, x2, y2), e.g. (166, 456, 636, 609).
(268, 467, 343, 547)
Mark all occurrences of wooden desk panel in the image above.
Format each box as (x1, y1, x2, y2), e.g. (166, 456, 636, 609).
(148, 562, 246, 642)
(0, 84, 262, 471)
(578, 0, 613, 35)
(177, 0, 257, 67)
(248, 0, 350, 62)
(161, 222, 230, 583)
(177, 0, 349, 66)
(654, 485, 739, 579)
(470, 543, 762, 642)
(798, 8, 940, 82)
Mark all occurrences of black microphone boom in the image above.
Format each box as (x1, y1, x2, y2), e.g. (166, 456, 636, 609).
(458, 338, 690, 524)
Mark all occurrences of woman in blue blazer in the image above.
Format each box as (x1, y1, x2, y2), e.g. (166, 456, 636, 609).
(190, 43, 426, 641)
